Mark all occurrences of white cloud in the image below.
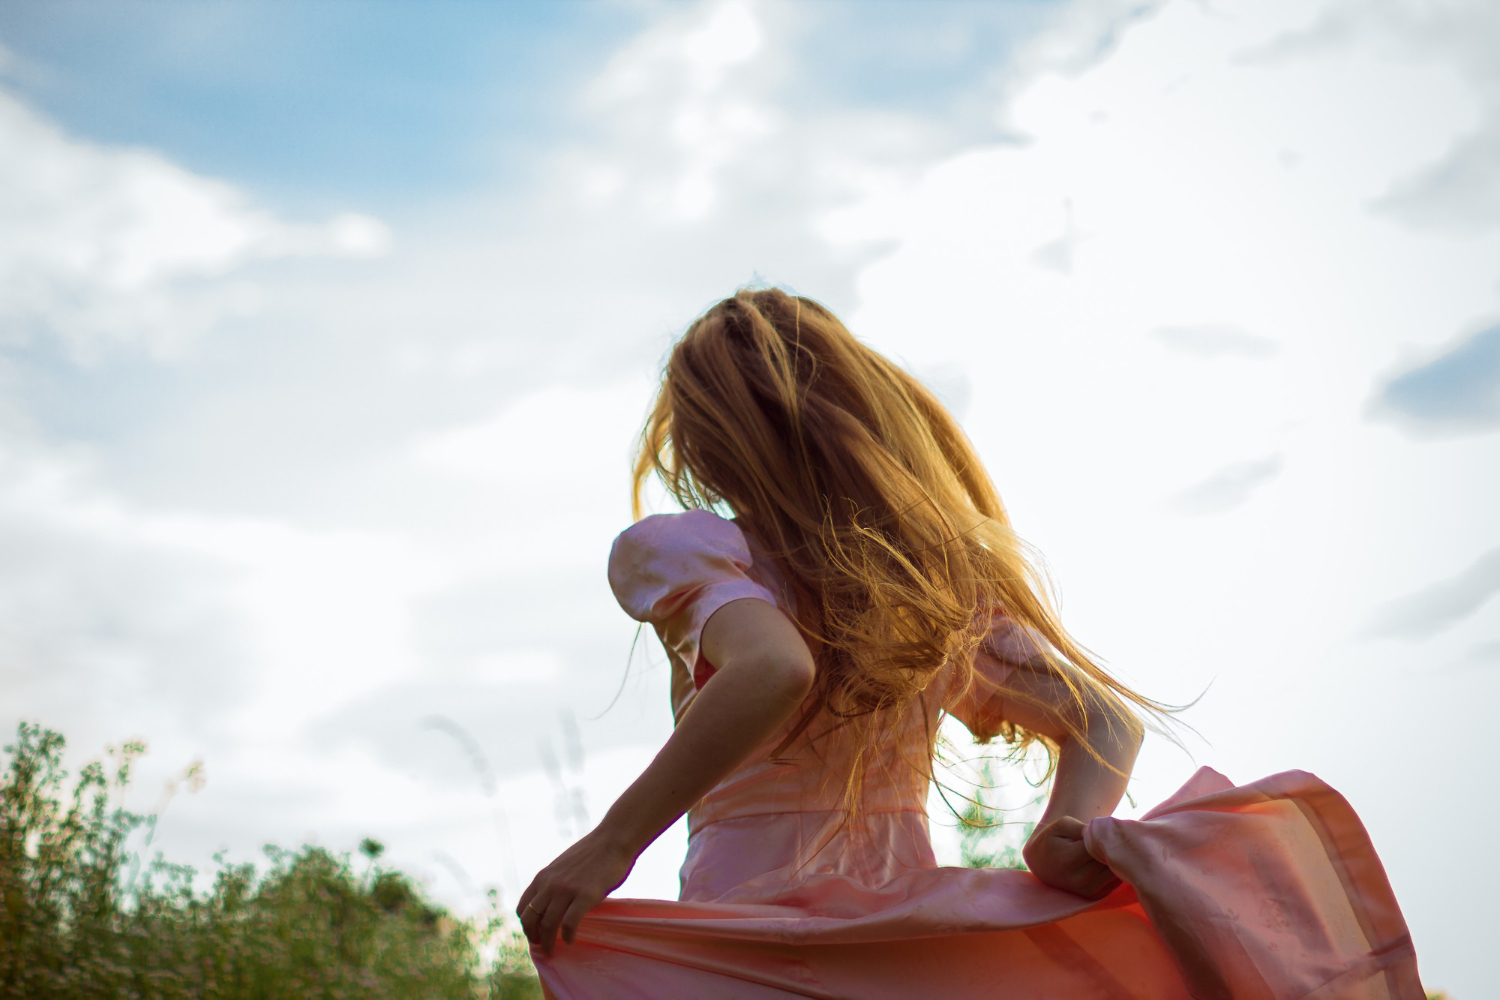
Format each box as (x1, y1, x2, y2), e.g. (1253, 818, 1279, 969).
(0, 435, 441, 741)
(1245, 0, 1500, 235)
(1149, 323, 1280, 359)
(578, 0, 778, 222)
(472, 651, 563, 686)
(1167, 454, 1286, 516)
(413, 382, 649, 491)
(0, 87, 390, 361)
(1367, 547, 1500, 640)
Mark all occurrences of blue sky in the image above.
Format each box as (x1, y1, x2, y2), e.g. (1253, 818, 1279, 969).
(1374, 321, 1500, 431)
(0, 0, 1056, 213)
(0, 0, 633, 211)
(2, 1, 1498, 994)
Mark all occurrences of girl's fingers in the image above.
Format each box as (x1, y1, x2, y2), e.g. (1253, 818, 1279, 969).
(1060, 839, 1096, 874)
(1078, 859, 1119, 898)
(1048, 817, 1087, 842)
(1055, 854, 1115, 898)
(519, 894, 543, 942)
(560, 894, 596, 945)
(1083, 869, 1120, 899)
(536, 893, 573, 955)
(516, 884, 539, 927)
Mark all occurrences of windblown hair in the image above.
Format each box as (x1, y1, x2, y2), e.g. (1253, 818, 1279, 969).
(632, 287, 1163, 800)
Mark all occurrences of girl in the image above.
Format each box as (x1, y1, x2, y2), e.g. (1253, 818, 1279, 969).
(519, 289, 1420, 998)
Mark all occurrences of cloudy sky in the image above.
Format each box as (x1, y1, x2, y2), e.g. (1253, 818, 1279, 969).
(3, 0, 1497, 992)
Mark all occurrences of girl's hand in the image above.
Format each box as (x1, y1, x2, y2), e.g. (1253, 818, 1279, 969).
(1022, 815, 1120, 900)
(517, 830, 637, 955)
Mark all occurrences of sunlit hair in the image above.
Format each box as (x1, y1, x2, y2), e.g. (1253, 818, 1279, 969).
(632, 287, 1166, 806)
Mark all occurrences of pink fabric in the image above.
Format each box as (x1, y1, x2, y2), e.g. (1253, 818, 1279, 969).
(534, 511, 1421, 998)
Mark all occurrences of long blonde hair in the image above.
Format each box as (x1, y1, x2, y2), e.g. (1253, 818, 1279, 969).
(633, 288, 1162, 797)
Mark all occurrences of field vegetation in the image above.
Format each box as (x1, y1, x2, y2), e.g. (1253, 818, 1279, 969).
(0, 722, 541, 999)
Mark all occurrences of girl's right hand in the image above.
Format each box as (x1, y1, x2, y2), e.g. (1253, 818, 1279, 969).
(1022, 816, 1121, 899)
(519, 828, 637, 956)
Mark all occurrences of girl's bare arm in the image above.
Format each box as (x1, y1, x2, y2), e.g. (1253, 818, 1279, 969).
(993, 658, 1144, 898)
(518, 597, 814, 954)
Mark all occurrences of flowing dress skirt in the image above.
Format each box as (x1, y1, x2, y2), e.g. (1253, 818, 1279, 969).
(579, 512, 1421, 998)
(532, 768, 1421, 1000)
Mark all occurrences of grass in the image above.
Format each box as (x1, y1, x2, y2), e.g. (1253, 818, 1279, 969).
(0, 721, 542, 999)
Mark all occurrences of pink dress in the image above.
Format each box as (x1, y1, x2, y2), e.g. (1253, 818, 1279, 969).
(532, 510, 1421, 999)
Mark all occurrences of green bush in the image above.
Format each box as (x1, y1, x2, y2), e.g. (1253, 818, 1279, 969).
(957, 755, 1039, 871)
(0, 721, 542, 1000)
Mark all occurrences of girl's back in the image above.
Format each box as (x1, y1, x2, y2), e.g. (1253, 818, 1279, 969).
(612, 508, 961, 902)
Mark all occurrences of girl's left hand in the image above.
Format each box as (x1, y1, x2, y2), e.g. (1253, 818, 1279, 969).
(517, 829, 637, 955)
(1022, 816, 1120, 899)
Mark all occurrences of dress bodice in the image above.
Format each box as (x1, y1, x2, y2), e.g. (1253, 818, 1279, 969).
(608, 509, 1047, 901)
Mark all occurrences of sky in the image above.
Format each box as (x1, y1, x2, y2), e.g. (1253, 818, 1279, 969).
(2, 0, 1497, 993)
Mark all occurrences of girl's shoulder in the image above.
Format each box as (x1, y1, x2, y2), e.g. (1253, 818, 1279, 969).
(610, 508, 745, 558)
(607, 509, 771, 623)
(607, 510, 781, 688)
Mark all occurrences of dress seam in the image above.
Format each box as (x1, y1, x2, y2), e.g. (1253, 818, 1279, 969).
(689, 806, 928, 835)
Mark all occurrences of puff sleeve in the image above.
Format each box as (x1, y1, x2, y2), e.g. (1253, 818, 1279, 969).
(608, 509, 780, 691)
(948, 610, 1052, 742)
